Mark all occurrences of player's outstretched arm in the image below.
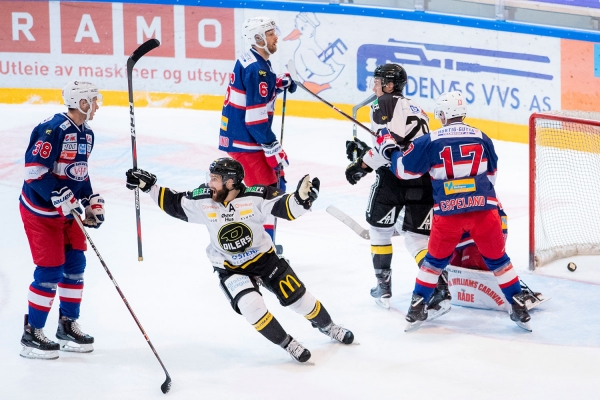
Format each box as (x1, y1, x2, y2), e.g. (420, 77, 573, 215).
(270, 175, 319, 220)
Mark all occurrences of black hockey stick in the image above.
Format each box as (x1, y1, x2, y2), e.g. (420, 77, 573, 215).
(71, 211, 172, 394)
(127, 38, 160, 261)
(273, 88, 287, 255)
(288, 59, 376, 137)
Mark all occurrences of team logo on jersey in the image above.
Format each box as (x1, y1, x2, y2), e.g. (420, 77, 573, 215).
(65, 162, 88, 181)
(258, 70, 266, 76)
(60, 121, 71, 130)
(410, 105, 420, 113)
(377, 207, 396, 225)
(417, 208, 433, 231)
(64, 133, 76, 142)
(45, 129, 52, 135)
(444, 178, 476, 195)
(218, 222, 253, 254)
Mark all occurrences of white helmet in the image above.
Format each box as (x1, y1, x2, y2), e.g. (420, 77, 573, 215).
(242, 17, 279, 54)
(62, 80, 102, 121)
(434, 91, 467, 121)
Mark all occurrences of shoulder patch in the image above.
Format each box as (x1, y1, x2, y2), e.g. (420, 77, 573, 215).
(242, 185, 266, 198)
(188, 185, 212, 199)
(60, 120, 71, 131)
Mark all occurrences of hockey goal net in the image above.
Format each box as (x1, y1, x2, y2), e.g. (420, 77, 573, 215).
(529, 111, 600, 270)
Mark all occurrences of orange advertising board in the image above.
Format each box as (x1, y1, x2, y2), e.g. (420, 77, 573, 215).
(123, 4, 175, 57)
(561, 39, 600, 112)
(60, 2, 113, 55)
(0, 1, 50, 53)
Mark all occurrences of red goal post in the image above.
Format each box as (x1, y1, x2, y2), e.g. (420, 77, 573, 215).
(529, 111, 600, 270)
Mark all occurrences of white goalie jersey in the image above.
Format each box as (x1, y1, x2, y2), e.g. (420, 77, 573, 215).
(148, 184, 308, 271)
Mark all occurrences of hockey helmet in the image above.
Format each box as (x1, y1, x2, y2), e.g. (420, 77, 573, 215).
(434, 91, 467, 121)
(62, 80, 102, 121)
(242, 17, 280, 52)
(373, 64, 407, 94)
(209, 157, 245, 190)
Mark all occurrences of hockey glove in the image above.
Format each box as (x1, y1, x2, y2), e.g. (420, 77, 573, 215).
(262, 141, 290, 170)
(81, 193, 105, 229)
(276, 72, 297, 93)
(345, 158, 373, 185)
(376, 130, 400, 162)
(276, 169, 287, 192)
(345, 137, 371, 161)
(294, 174, 320, 210)
(51, 187, 83, 217)
(126, 169, 157, 193)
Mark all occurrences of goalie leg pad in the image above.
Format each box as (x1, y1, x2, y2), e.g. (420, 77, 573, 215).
(217, 271, 261, 315)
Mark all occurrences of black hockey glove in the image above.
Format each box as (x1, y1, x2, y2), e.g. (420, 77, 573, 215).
(345, 137, 371, 161)
(294, 174, 320, 210)
(126, 169, 157, 193)
(345, 159, 373, 185)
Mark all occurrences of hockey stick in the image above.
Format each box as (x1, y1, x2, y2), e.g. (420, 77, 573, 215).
(288, 59, 376, 137)
(127, 38, 161, 261)
(351, 94, 377, 160)
(273, 88, 287, 255)
(326, 205, 370, 239)
(71, 211, 172, 394)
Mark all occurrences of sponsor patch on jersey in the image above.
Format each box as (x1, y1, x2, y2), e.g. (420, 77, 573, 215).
(220, 116, 228, 132)
(258, 70, 266, 76)
(60, 150, 76, 160)
(239, 209, 254, 221)
(78, 143, 86, 154)
(65, 162, 88, 181)
(444, 178, 476, 195)
(45, 129, 52, 135)
(62, 143, 77, 151)
(410, 105, 420, 113)
(87, 144, 92, 153)
(218, 222, 253, 254)
(64, 133, 76, 142)
(86, 134, 92, 144)
(245, 186, 264, 194)
(192, 187, 212, 197)
(60, 121, 71, 130)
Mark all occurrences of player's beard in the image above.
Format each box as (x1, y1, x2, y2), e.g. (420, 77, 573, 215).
(212, 187, 230, 203)
(267, 41, 277, 54)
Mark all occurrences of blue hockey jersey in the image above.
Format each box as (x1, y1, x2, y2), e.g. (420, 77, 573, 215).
(390, 122, 499, 216)
(20, 113, 94, 218)
(218, 48, 279, 153)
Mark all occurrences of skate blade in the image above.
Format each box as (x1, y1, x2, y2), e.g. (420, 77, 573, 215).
(20, 346, 59, 360)
(374, 297, 390, 309)
(526, 296, 551, 311)
(58, 339, 94, 353)
(514, 320, 532, 332)
(427, 301, 451, 321)
(404, 320, 425, 333)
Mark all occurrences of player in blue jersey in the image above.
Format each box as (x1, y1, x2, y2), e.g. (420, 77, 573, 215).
(382, 91, 532, 331)
(19, 81, 105, 359)
(218, 16, 297, 245)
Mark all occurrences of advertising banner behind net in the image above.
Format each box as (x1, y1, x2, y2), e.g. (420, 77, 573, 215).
(0, 1, 581, 136)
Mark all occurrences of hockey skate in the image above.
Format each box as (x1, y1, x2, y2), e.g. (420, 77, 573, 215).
(405, 294, 428, 332)
(370, 269, 392, 309)
(283, 336, 311, 363)
(427, 271, 452, 321)
(20, 314, 59, 360)
(56, 312, 94, 353)
(520, 280, 550, 310)
(319, 322, 354, 344)
(509, 292, 532, 332)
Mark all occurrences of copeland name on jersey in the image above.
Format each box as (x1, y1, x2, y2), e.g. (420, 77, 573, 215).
(391, 122, 499, 216)
(20, 113, 94, 218)
(218, 49, 278, 152)
(148, 184, 308, 270)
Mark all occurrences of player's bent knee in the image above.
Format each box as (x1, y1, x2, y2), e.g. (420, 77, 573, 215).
(237, 291, 268, 325)
(33, 265, 63, 286)
(288, 292, 316, 316)
(369, 225, 395, 245)
(218, 273, 260, 315)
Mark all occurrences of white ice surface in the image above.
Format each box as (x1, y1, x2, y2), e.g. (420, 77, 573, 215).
(1, 104, 599, 399)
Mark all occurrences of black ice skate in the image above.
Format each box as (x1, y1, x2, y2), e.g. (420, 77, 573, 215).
(20, 314, 59, 360)
(370, 269, 392, 309)
(427, 271, 452, 321)
(318, 322, 354, 344)
(56, 312, 94, 353)
(509, 292, 532, 332)
(405, 294, 428, 332)
(520, 280, 550, 310)
(282, 336, 311, 363)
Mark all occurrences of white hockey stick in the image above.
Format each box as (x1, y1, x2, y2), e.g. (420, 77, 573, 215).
(326, 205, 370, 239)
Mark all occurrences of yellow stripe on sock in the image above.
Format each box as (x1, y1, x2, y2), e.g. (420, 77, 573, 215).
(415, 249, 428, 267)
(253, 312, 273, 331)
(305, 300, 321, 320)
(371, 245, 393, 255)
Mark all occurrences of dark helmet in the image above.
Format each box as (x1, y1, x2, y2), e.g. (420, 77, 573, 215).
(373, 63, 407, 94)
(209, 157, 244, 189)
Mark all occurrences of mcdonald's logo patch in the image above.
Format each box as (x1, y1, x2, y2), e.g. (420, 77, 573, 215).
(279, 275, 301, 299)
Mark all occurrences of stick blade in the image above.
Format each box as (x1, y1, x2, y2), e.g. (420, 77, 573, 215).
(287, 59, 299, 81)
(128, 39, 161, 65)
(161, 375, 172, 394)
(326, 205, 370, 239)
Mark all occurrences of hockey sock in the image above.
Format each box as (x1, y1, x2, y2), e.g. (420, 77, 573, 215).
(238, 291, 288, 345)
(371, 245, 392, 270)
(413, 254, 451, 302)
(288, 292, 332, 329)
(253, 311, 289, 345)
(483, 254, 521, 304)
(58, 250, 86, 319)
(28, 265, 62, 328)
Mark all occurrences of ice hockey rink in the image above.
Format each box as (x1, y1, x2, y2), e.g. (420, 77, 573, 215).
(1, 103, 599, 399)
